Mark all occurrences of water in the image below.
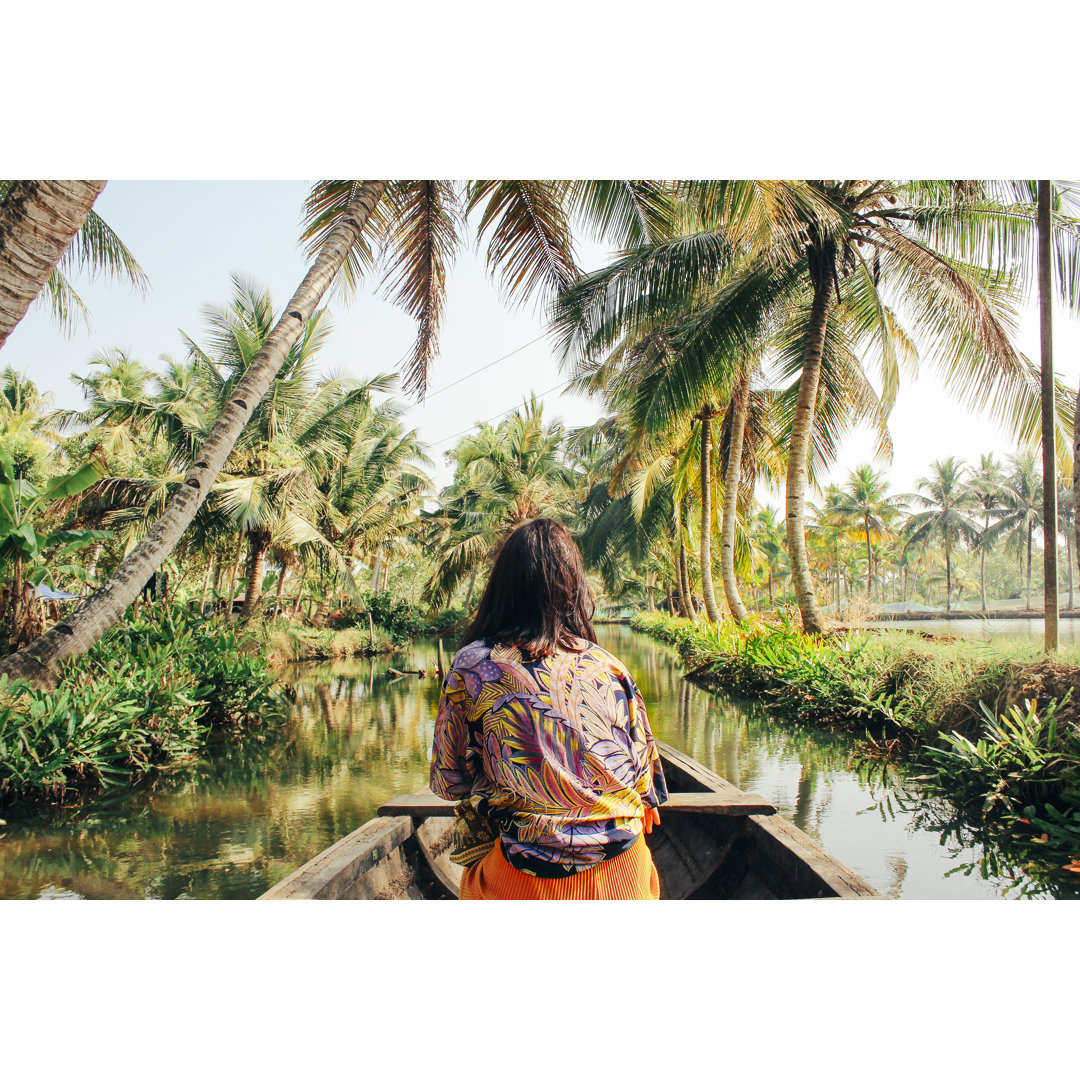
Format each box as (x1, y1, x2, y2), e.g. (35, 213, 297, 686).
(0, 627, 1045, 900)
(881, 617, 1080, 646)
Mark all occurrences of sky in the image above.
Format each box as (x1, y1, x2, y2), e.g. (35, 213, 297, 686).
(6, 179, 1080, 502)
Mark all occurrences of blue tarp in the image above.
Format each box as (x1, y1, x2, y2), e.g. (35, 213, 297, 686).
(32, 585, 82, 601)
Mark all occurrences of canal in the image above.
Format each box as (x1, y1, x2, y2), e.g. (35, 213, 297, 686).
(0, 625, 1047, 899)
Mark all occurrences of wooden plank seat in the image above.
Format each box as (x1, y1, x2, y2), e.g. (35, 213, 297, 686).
(377, 789, 776, 818)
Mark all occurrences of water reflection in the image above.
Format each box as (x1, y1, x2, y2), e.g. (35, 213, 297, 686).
(0, 627, 1048, 900)
(881, 617, 1080, 645)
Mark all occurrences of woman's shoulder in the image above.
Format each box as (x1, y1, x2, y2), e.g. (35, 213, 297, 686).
(579, 640, 635, 682)
(449, 639, 495, 671)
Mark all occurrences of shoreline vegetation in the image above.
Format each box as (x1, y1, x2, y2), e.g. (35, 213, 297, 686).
(0, 597, 468, 810)
(0, 605, 285, 811)
(630, 610, 1080, 895)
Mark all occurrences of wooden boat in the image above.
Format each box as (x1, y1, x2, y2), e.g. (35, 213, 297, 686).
(260, 741, 882, 900)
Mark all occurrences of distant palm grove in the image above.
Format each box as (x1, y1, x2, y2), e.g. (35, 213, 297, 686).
(2, 180, 1079, 675)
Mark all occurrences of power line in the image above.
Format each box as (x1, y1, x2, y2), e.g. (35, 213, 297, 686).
(430, 377, 578, 448)
(406, 333, 548, 406)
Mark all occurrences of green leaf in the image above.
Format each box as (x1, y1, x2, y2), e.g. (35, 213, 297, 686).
(41, 460, 107, 502)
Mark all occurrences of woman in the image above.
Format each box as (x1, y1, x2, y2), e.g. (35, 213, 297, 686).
(430, 517, 668, 900)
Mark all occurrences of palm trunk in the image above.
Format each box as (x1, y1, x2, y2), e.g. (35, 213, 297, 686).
(0, 181, 107, 350)
(274, 564, 288, 616)
(240, 532, 272, 619)
(945, 537, 952, 612)
(980, 511, 989, 612)
(1068, 528, 1074, 611)
(226, 533, 244, 620)
(371, 547, 384, 596)
(864, 516, 873, 598)
(199, 557, 214, 615)
(835, 543, 842, 617)
(1074, 389, 1080, 612)
(786, 272, 832, 634)
(1039, 181, 1058, 650)
(464, 567, 478, 608)
(84, 540, 105, 594)
(697, 407, 723, 623)
(980, 544, 987, 612)
(1026, 520, 1033, 612)
(720, 371, 751, 622)
(291, 568, 308, 618)
(0, 181, 389, 687)
(676, 534, 694, 619)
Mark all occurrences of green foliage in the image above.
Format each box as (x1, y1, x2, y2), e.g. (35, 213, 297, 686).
(0, 604, 285, 806)
(916, 697, 1080, 891)
(921, 697, 1080, 818)
(325, 595, 466, 645)
(633, 608, 1080, 892)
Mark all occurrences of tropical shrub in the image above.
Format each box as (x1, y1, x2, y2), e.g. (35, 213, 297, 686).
(0, 604, 285, 806)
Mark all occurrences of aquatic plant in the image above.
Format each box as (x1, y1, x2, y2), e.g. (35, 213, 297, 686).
(0, 604, 285, 807)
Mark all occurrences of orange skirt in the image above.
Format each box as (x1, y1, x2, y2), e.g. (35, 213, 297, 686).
(459, 835, 660, 900)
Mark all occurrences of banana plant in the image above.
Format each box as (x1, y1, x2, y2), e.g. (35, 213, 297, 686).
(0, 447, 109, 646)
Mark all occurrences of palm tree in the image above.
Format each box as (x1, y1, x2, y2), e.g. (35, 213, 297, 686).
(985, 453, 1045, 612)
(424, 395, 578, 606)
(904, 458, 979, 612)
(0, 181, 109, 349)
(556, 180, 1070, 635)
(965, 453, 1006, 612)
(828, 465, 907, 601)
(0, 181, 392, 685)
(317, 385, 432, 606)
(1058, 476, 1075, 611)
(1038, 181, 1058, 647)
(749, 505, 787, 608)
(182, 278, 390, 618)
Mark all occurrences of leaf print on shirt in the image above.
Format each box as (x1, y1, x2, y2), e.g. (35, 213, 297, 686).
(430, 638, 668, 876)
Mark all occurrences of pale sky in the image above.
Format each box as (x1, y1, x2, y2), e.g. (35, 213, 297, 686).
(5, 180, 1078, 500)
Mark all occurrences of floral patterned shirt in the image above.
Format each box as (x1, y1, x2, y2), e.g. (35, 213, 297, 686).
(430, 637, 668, 877)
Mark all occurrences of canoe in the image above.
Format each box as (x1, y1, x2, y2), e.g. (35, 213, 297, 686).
(260, 740, 882, 900)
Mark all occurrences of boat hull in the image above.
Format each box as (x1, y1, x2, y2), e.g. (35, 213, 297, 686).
(260, 742, 881, 900)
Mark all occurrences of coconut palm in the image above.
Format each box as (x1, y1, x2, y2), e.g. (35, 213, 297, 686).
(984, 453, 1045, 612)
(905, 458, 979, 612)
(749, 504, 787, 608)
(317, 387, 432, 602)
(965, 452, 1007, 611)
(0, 181, 110, 349)
(555, 180, 1074, 635)
(424, 395, 578, 607)
(1058, 476, 1075, 610)
(829, 465, 908, 601)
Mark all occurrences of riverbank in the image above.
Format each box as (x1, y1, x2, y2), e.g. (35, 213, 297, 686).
(261, 622, 397, 664)
(0, 623, 1033, 899)
(630, 610, 1080, 893)
(872, 609, 1080, 622)
(0, 606, 286, 810)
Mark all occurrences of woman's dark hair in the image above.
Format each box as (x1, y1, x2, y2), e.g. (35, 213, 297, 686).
(459, 518, 596, 658)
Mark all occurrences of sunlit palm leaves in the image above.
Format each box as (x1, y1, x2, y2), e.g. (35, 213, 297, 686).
(0, 181, 148, 334)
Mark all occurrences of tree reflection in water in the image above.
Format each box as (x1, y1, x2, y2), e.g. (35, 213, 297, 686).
(0, 626, 1058, 900)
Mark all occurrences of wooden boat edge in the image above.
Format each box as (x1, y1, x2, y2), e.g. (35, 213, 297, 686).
(261, 743, 884, 900)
